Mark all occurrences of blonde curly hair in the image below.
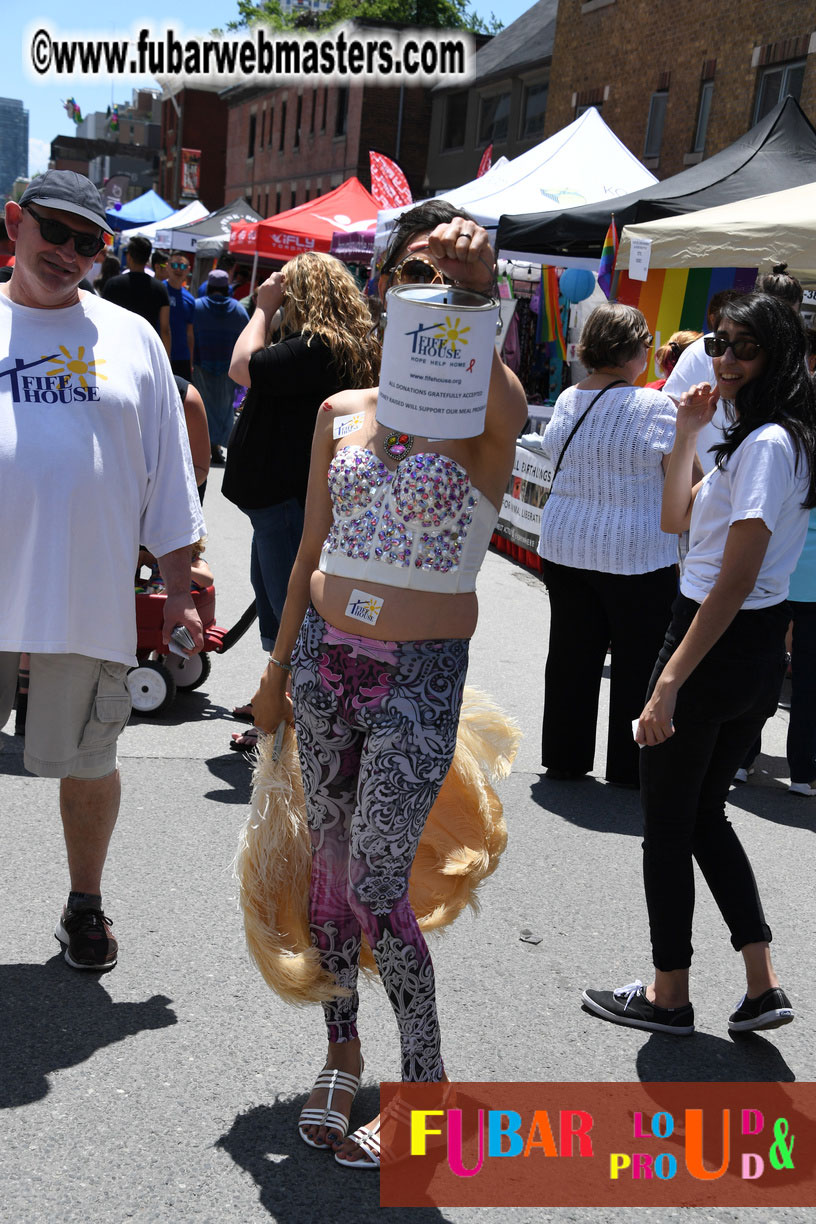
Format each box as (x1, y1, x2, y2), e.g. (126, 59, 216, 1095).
(279, 251, 379, 387)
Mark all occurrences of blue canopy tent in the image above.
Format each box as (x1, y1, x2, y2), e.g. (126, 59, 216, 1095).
(105, 189, 176, 233)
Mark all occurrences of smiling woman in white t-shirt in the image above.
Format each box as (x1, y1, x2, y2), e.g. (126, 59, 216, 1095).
(582, 293, 816, 1038)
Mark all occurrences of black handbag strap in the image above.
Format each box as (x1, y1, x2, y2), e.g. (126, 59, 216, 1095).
(548, 378, 628, 492)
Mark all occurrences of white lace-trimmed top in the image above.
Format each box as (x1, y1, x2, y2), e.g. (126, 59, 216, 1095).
(319, 445, 499, 593)
(538, 384, 678, 574)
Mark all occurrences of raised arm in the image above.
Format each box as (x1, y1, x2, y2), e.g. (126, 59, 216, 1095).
(422, 219, 527, 460)
(661, 382, 718, 533)
(229, 273, 285, 386)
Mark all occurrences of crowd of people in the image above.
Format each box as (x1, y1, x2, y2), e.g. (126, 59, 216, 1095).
(2, 170, 814, 1173)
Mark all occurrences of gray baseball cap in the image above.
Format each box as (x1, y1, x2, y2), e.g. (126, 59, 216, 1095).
(19, 170, 114, 235)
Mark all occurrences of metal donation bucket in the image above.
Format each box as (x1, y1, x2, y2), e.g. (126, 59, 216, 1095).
(376, 284, 500, 440)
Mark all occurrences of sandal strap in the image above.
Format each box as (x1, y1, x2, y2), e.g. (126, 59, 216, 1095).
(298, 1065, 362, 1132)
(312, 1068, 361, 1097)
(298, 1108, 350, 1136)
(348, 1122, 381, 1163)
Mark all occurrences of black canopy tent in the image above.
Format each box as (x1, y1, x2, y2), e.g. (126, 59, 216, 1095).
(496, 96, 816, 263)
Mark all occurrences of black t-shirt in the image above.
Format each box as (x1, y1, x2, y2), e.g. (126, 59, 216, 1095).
(222, 333, 347, 509)
(102, 270, 170, 333)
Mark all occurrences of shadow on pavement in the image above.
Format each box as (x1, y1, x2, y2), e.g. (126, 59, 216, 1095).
(726, 768, 815, 831)
(634, 1027, 795, 1082)
(216, 1085, 447, 1221)
(530, 775, 643, 835)
(204, 754, 254, 804)
(128, 690, 230, 728)
(0, 957, 176, 1108)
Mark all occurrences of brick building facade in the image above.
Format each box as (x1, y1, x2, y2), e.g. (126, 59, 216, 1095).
(425, 1, 554, 195)
(545, 0, 816, 179)
(159, 87, 228, 211)
(223, 79, 431, 219)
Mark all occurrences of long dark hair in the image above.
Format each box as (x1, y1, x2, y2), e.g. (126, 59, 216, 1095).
(712, 293, 816, 507)
(380, 200, 478, 275)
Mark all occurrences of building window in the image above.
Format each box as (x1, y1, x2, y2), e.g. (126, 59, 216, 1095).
(264, 191, 269, 216)
(521, 81, 548, 139)
(478, 92, 510, 145)
(442, 92, 467, 150)
(279, 100, 287, 152)
(260, 109, 266, 147)
(754, 59, 805, 124)
(294, 94, 302, 150)
(268, 106, 274, 146)
(275, 190, 281, 214)
(247, 113, 256, 159)
(643, 90, 668, 158)
(310, 88, 317, 134)
(321, 89, 328, 132)
(692, 80, 714, 153)
(335, 87, 348, 137)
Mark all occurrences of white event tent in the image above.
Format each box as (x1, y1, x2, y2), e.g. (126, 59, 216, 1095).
(618, 180, 816, 287)
(375, 108, 657, 257)
(119, 199, 209, 246)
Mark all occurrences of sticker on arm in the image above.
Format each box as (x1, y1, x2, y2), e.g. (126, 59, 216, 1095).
(333, 412, 365, 439)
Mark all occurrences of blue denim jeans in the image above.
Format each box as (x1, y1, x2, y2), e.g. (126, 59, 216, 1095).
(240, 499, 305, 651)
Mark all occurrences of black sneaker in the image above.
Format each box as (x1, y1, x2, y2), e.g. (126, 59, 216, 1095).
(728, 988, 794, 1033)
(55, 907, 118, 971)
(582, 979, 694, 1035)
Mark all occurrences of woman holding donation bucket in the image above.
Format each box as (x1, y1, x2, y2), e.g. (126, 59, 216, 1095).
(250, 202, 527, 1168)
(538, 303, 679, 787)
(583, 293, 816, 1036)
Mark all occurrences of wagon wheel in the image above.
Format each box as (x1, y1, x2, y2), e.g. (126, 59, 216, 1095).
(127, 660, 177, 715)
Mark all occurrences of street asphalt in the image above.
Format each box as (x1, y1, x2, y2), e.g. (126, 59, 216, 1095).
(1, 466, 813, 1224)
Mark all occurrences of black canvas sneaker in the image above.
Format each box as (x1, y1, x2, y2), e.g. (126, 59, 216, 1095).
(55, 907, 118, 971)
(728, 987, 794, 1033)
(582, 979, 694, 1035)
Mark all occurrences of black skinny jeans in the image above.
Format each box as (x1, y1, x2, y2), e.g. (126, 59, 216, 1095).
(640, 593, 788, 971)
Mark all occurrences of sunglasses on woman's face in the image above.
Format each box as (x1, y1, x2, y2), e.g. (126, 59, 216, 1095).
(704, 332, 762, 361)
(389, 254, 452, 286)
(24, 204, 106, 257)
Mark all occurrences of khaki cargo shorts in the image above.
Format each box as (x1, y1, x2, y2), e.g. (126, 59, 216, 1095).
(0, 653, 132, 779)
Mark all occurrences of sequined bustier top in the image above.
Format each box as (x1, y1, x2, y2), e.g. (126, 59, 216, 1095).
(318, 446, 500, 593)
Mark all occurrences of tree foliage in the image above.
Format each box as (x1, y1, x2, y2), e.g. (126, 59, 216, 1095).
(228, 0, 502, 34)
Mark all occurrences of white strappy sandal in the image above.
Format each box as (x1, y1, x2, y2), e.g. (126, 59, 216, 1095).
(334, 1118, 381, 1169)
(298, 1059, 364, 1150)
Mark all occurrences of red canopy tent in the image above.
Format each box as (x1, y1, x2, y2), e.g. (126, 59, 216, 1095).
(228, 177, 378, 261)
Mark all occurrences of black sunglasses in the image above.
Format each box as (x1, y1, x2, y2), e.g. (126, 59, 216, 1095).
(703, 332, 762, 361)
(24, 204, 106, 257)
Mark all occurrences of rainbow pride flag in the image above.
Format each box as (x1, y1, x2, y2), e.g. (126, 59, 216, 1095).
(617, 265, 757, 381)
(540, 266, 567, 359)
(597, 216, 618, 298)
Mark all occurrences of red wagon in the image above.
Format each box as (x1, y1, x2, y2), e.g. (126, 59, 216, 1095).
(129, 585, 256, 715)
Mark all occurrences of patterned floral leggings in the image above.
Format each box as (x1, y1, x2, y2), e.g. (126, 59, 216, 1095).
(291, 604, 469, 1082)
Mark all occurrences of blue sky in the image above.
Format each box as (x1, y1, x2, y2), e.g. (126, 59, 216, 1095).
(11, 1, 534, 175)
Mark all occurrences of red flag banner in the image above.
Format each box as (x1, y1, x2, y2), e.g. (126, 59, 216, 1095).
(477, 144, 493, 178)
(369, 151, 413, 209)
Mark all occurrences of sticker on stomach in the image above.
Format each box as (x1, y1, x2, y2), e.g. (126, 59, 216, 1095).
(345, 588, 384, 625)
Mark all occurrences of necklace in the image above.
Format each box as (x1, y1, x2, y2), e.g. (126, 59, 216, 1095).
(382, 431, 414, 462)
